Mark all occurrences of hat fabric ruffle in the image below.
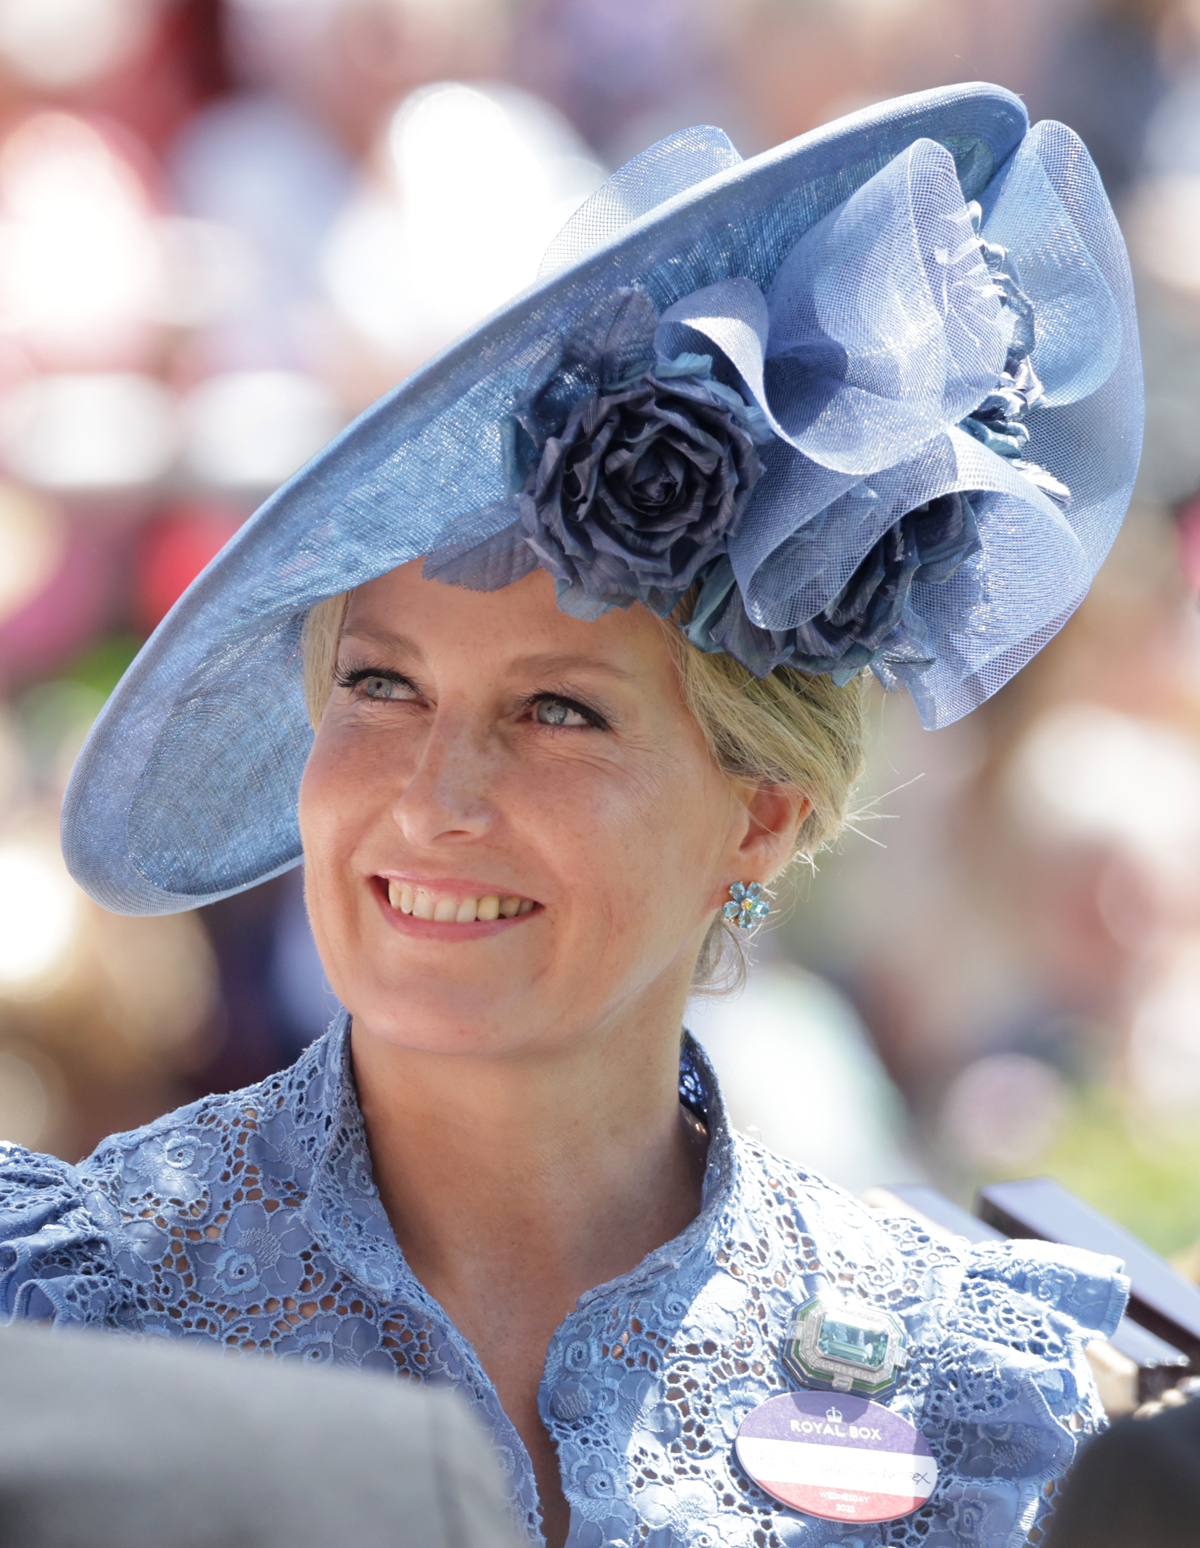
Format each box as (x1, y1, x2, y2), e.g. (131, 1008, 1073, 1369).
(59, 84, 1142, 914)
(430, 124, 1137, 726)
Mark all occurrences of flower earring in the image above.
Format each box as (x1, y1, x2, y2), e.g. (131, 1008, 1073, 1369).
(724, 882, 770, 932)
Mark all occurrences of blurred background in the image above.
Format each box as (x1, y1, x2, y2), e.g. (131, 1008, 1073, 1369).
(3, 0, 1200, 1264)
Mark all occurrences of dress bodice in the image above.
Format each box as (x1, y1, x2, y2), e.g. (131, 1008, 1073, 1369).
(0, 1012, 1127, 1547)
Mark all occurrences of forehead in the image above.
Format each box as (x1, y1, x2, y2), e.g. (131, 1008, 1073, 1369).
(342, 560, 678, 682)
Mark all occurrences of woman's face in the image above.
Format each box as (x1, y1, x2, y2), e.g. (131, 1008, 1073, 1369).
(299, 561, 790, 1058)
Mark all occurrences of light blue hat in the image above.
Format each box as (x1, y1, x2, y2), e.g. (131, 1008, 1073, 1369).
(62, 82, 1143, 916)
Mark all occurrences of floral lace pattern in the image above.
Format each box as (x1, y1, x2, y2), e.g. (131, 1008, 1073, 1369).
(0, 1013, 1126, 1548)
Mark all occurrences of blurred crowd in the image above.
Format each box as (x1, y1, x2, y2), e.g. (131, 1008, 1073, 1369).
(3, 0, 1200, 1261)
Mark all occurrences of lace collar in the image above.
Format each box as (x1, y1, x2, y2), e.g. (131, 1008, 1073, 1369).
(297, 1010, 740, 1304)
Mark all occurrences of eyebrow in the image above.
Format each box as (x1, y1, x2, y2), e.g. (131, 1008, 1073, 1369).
(339, 628, 636, 684)
(506, 652, 636, 683)
(339, 624, 423, 659)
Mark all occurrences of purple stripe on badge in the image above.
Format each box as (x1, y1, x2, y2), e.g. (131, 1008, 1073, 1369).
(739, 1390, 914, 1449)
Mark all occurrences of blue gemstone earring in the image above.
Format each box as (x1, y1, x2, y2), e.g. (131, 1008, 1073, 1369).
(724, 882, 771, 932)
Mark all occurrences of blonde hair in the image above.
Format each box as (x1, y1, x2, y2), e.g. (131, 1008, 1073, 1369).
(302, 592, 350, 729)
(300, 588, 865, 984)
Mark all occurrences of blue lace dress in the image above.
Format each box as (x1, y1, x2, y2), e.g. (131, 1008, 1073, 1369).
(0, 1012, 1126, 1548)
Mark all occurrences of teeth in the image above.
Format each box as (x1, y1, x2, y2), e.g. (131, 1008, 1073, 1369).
(385, 884, 536, 923)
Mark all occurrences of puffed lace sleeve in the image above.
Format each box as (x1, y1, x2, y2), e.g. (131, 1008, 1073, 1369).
(888, 1226, 1129, 1548)
(0, 1143, 133, 1326)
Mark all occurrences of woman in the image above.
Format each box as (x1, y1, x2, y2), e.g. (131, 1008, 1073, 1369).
(2, 84, 1139, 1548)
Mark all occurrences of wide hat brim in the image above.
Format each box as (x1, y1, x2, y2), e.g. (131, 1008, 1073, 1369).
(61, 82, 1138, 915)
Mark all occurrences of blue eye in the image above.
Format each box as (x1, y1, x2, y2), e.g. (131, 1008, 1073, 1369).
(361, 675, 415, 700)
(535, 698, 590, 727)
(335, 665, 420, 700)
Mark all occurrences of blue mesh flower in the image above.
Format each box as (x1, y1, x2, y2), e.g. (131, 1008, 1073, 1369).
(688, 492, 981, 680)
(669, 204, 1067, 682)
(957, 208, 1069, 510)
(564, 1338, 593, 1372)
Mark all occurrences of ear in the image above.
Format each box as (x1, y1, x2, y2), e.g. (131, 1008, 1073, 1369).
(731, 781, 811, 888)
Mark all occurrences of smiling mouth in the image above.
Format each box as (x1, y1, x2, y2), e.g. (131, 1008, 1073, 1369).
(384, 880, 538, 923)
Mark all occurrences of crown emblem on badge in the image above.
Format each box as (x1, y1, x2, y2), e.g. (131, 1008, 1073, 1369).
(826, 1405, 843, 1423)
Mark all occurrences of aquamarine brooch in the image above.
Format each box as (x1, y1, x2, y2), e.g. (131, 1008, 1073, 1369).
(724, 882, 770, 932)
(781, 1292, 908, 1397)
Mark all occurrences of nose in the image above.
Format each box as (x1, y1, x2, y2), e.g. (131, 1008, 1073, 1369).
(390, 709, 498, 848)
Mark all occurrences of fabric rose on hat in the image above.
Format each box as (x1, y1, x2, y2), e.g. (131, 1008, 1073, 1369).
(519, 366, 764, 621)
(687, 490, 982, 680)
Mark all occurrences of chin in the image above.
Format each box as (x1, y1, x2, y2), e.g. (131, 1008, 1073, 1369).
(344, 974, 548, 1058)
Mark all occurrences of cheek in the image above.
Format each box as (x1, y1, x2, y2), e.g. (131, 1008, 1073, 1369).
(299, 717, 407, 842)
(532, 748, 732, 938)
(297, 738, 344, 865)
(296, 747, 343, 954)
(297, 732, 377, 919)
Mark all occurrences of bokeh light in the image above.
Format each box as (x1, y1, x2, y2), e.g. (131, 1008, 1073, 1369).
(182, 370, 339, 488)
(0, 1047, 53, 1147)
(134, 503, 246, 630)
(939, 1054, 1071, 1173)
(0, 483, 64, 626)
(0, 0, 156, 90)
(1006, 702, 1200, 868)
(323, 81, 602, 362)
(0, 372, 177, 488)
(0, 839, 81, 992)
(0, 114, 163, 364)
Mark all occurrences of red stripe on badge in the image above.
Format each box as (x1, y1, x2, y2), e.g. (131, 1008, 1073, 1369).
(756, 1480, 923, 1523)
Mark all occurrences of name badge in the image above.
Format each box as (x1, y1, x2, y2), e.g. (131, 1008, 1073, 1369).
(735, 1390, 938, 1524)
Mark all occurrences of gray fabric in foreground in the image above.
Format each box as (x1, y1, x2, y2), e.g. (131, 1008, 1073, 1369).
(0, 1320, 521, 1548)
